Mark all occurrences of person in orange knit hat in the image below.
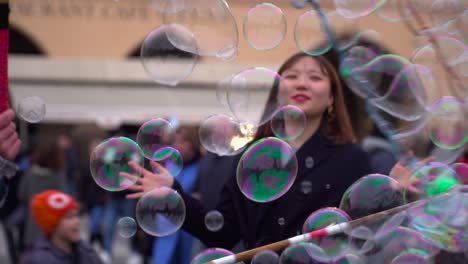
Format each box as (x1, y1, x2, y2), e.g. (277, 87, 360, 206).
(25, 190, 103, 264)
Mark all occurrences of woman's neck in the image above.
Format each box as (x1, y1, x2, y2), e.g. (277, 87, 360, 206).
(289, 115, 322, 149)
(51, 234, 73, 254)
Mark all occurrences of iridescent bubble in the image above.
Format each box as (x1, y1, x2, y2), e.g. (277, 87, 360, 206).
(433, 36, 467, 64)
(430, 0, 465, 27)
(198, 114, 252, 156)
(451, 163, 468, 184)
(270, 105, 306, 141)
(374, 211, 408, 239)
(151, 146, 183, 178)
(17, 96, 46, 123)
(409, 161, 460, 199)
(339, 29, 382, 51)
(227, 67, 287, 128)
(279, 242, 329, 264)
(216, 73, 235, 108)
(294, 10, 330, 56)
(191, 248, 243, 264)
(136, 118, 175, 159)
(302, 208, 351, 260)
(347, 225, 375, 255)
(204, 210, 224, 232)
(333, 254, 365, 264)
(369, 227, 439, 263)
(135, 187, 185, 237)
(334, 0, 383, 19)
(343, 54, 411, 99)
(377, 0, 411, 22)
(370, 63, 431, 122)
(140, 24, 198, 86)
(339, 174, 406, 219)
(386, 110, 464, 165)
(163, 0, 238, 58)
(406, 182, 467, 253)
(243, 3, 287, 51)
(339, 45, 381, 99)
(327, 10, 359, 47)
(117, 217, 137, 238)
(390, 249, 432, 264)
(252, 250, 279, 264)
(236, 137, 298, 203)
(217, 43, 238, 61)
(89, 137, 143, 191)
(427, 96, 467, 150)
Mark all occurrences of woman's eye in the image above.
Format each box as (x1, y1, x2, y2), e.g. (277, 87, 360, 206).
(310, 76, 322, 81)
(285, 75, 297, 79)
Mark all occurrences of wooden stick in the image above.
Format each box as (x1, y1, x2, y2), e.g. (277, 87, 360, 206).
(205, 194, 446, 264)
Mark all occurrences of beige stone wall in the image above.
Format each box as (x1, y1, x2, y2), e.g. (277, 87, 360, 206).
(10, 0, 418, 63)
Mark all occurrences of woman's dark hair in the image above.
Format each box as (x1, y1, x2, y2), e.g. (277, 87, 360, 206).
(253, 52, 356, 145)
(321, 32, 402, 142)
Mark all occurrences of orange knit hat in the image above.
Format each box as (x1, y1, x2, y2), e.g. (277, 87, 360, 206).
(31, 190, 79, 236)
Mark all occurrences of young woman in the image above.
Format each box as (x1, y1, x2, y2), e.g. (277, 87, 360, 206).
(122, 52, 372, 250)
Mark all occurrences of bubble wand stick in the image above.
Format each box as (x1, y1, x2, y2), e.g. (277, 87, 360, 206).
(0, 0, 9, 112)
(205, 187, 465, 264)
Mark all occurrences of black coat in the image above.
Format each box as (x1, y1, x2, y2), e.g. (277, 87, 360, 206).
(173, 131, 371, 250)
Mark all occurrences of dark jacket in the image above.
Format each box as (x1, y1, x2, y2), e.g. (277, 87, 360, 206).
(195, 152, 238, 210)
(173, 131, 371, 250)
(25, 237, 103, 264)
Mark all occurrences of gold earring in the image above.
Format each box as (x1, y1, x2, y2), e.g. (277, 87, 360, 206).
(327, 105, 334, 120)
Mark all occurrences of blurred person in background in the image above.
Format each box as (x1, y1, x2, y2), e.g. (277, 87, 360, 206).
(57, 132, 80, 198)
(152, 125, 202, 264)
(25, 190, 102, 264)
(100, 128, 140, 264)
(78, 138, 109, 254)
(18, 136, 67, 259)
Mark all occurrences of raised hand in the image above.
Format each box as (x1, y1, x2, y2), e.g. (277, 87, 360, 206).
(389, 153, 433, 194)
(120, 160, 174, 200)
(0, 109, 21, 161)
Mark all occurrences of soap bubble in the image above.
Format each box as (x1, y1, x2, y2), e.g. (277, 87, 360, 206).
(17, 96, 46, 123)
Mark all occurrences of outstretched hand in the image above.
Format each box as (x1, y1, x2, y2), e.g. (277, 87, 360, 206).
(389, 153, 433, 194)
(0, 109, 21, 161)
(120, 160, 174, 200)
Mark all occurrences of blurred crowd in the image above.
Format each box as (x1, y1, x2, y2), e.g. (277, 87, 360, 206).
(0, 122, 247, 264)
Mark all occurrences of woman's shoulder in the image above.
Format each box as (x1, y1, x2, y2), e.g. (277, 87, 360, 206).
(330, 141, 370, 158)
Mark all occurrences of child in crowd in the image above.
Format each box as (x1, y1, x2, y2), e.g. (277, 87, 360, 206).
(25, 190, 103, 264)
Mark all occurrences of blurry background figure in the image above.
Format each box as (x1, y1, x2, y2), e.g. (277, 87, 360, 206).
(17, 136, 67, 259)
(57, 132, 80, 198)
(193, 152, 238, 210)
(99, 128, 139, 264)
(191, 152, 245, 255)
(361, 125, 398, 175)
(323, 33, 399, 175)
(152, 125, 202, 264)
(78, 138, 109, 254)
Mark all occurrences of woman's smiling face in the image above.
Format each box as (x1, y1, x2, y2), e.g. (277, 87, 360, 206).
(280, 56, 334, 118)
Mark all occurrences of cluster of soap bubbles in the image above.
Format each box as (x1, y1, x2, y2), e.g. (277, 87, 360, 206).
(87, 117, 188, 238)
(84, 1, 467, 263)
(267, 174, 466, 263)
